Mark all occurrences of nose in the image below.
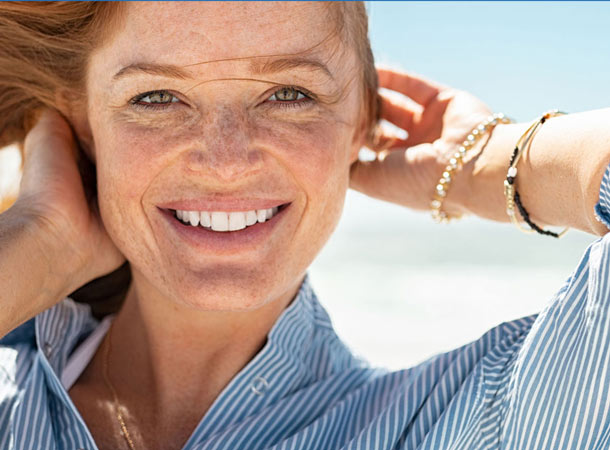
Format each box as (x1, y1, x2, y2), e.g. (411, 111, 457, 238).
(185, 107, 263, 181)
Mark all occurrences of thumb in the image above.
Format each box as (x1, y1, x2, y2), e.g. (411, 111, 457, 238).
(349, 142, 437, 210)
(349, 147, 411, 202)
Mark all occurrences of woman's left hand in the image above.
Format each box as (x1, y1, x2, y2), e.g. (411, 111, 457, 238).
(349, 67, 493, 214)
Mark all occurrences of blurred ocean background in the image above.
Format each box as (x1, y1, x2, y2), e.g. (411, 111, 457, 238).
(308, 1, 610, 370)
(0, 1, 609, 370)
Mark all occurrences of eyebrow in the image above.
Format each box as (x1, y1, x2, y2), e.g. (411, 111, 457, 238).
(249, 57, 333, 80)
(112, 56, 334, 81)
(113, 63, 191, 81)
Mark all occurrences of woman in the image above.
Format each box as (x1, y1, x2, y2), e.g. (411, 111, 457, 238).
(1, 2, 610, 449)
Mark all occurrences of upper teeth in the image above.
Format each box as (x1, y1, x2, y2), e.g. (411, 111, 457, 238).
(175, 207, 280, 232)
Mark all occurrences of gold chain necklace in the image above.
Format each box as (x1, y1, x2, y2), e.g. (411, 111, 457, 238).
(102, 320, 137, 450)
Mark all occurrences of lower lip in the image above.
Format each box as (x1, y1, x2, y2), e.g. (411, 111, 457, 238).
(157, 204, 291, 254)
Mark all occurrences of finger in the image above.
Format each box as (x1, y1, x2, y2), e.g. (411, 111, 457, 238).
(348, 148, 409, 204)
(368, 132, 409, 153)
(350, 142, 438, 211)
(349, 156, 389, 198)
(377, 67, 447, 107)
(379, 94, 417, 132)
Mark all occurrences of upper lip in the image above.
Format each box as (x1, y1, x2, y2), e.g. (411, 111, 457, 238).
(158, 198, 291, 212)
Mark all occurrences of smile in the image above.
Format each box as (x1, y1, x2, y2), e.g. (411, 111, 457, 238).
(157, 202, 292, 254)
(174, 206, 283, 232)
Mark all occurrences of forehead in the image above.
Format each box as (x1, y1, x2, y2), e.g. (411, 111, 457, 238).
(97, 1, 340, 70)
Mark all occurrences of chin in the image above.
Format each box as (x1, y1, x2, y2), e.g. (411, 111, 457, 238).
(128, 243, 307, 313)
(165, 267, 288, 312)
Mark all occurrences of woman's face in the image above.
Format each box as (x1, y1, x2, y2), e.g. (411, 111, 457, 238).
(84, 1, 365, 310)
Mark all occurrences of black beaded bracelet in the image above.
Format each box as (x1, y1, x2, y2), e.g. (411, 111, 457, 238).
(503, 110, 570, 238)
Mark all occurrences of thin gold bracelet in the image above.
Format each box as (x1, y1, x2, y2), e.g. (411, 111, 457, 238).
(431, 113, 513, 223)
(503, 110, 569, 238)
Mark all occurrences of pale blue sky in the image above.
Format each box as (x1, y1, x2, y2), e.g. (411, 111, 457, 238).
(335, 1, 608, 248)
(315, 3, 610, 366)
(367, 1, 610, 120)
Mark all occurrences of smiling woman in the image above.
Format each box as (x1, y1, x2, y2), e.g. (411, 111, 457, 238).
(0, 1, 377, 312)
(3, 1, 610, 450)
(0, 2, 383, 449)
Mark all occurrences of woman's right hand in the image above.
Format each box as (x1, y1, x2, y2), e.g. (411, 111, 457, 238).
(350, 68, 494, 215)
(14, 108, 125, 292)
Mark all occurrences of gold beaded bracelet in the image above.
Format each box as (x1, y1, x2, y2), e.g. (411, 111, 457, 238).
(503, 110, 570, 238)
(431, 113, 514, 223)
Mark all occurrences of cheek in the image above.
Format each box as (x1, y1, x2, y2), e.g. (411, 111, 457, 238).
(251, 119, 352, 247)
(88, 114, 189, 263)
(93, 109, 352, 231)
(252, 118, 351, 195)
(98, 110, 351, 199)
(95, 117, 198, 204)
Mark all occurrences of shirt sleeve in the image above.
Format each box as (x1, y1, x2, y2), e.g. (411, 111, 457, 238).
(593, 161, 610, 231)
(378, 161, 610, 449)
(497, 160, 610, 448)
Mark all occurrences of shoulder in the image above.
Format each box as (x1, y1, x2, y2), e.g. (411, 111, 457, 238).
(0, 317, 37, 382)
(0, 296, 95, 395)
(0, 318, 37, 425)
(307, 315, 539, 449)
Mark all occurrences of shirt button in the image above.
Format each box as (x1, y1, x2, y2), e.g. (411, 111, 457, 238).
(250, 376, 269, 396)
(44, 342, 52, 355)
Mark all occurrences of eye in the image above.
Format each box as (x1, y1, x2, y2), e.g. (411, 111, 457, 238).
(266, 86, 314, 109)
(129, 90, 180, 110)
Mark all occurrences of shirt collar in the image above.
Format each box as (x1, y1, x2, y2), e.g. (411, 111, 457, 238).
(35, 296, 99, 378)
(33, 271, 353, 445)
(34, 272, 323, 375)
(182, 271, 350, 446)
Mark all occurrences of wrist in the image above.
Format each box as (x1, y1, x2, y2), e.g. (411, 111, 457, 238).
(441, 123, 508, 220)
(3, 200, 87, 306)
(442, 150, 476, 219)
(0, 209, 58, 336)
(449, 123, 516, 222)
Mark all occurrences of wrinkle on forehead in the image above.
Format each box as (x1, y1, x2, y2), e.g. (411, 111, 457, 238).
(179, 26, 339, 70)
(105, 3, 361, 130)
(178, 29, 355, 109)
(104, 1, 354, 80)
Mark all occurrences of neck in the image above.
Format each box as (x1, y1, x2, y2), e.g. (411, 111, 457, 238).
(106, 270, 304, 419)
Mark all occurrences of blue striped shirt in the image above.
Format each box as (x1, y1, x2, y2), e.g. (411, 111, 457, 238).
(3, 163, 610, 449)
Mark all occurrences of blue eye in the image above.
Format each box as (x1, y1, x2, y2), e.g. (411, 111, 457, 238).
(130, 90, 180, 110)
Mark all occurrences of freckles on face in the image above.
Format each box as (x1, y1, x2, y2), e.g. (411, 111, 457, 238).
(251, 116, 351, 192)
(82, 1, 367, 310)
(248, 115, 356, 259)
(101, 80, 356, 190)
(93, 95, 354, 273)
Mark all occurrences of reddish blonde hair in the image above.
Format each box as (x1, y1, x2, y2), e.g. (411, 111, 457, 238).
(0, 2, 124, 148)
(0, 2, 379, 313)
(0, 1, 378, 150)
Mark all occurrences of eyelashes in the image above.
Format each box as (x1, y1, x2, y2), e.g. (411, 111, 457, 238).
(129, 91, 180, 110)
(128, 86, 316, 112)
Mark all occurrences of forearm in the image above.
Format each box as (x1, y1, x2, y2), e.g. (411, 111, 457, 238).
(0, 203, 78, 338)
(449, 107, 610, 236)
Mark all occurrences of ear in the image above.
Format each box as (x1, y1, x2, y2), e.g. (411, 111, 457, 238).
(54, 88, 96, 164)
